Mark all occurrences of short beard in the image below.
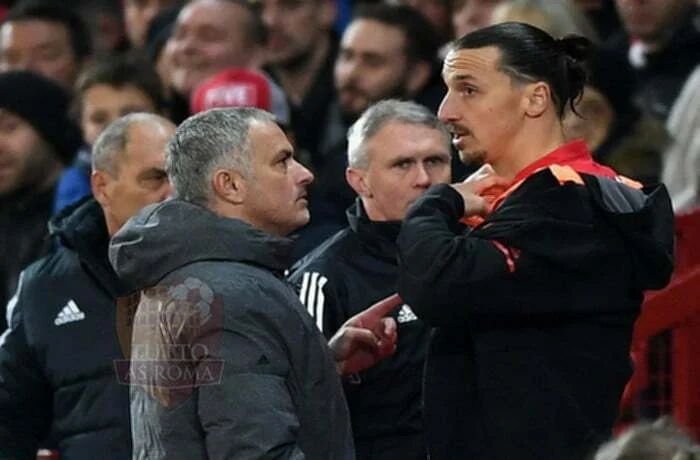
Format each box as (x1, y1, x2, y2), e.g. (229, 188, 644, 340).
(458, 149, 486, 168)
(274, 46, 314, 74)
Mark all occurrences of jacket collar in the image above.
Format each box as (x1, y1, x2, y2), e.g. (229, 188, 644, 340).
(346, 199, 401, 263)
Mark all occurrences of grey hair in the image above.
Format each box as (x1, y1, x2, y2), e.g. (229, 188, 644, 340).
(166, 107, 276, 205)
(347, 99, 451, 169)
(92, 112, 172, 175)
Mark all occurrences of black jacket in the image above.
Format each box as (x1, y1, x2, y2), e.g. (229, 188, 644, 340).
(0, 186, 55, 330)
(289, 200, 430, 460)
(109, 199, 354, 460)
(0, 197, 132, 460)
(396, 169, 674, 460)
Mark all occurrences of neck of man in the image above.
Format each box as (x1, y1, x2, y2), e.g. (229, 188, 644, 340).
(491, 117, 568, 181)
(272, 35, 330, 105)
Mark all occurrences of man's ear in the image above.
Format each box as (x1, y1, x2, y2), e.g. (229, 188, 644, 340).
(346, 167, 372, 198)
(406, 60, 433, 96)
(91, 170, 111, 209)
(523, 82, 550, 118)
(212, 168, 247, 205)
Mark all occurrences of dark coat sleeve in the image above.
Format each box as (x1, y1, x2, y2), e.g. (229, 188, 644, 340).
(0, 269, 53, 460)
(397, 183, 618, 326)
(396, 184, 512, 326)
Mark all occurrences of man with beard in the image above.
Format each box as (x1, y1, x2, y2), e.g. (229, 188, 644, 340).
(291, 3, 450, 259)
(396, 22, 675, 459)
(259, 0, 338, 165)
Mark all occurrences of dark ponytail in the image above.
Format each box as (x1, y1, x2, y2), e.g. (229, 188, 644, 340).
(555, 35, 592, 116)
(452, 22, 594, 118)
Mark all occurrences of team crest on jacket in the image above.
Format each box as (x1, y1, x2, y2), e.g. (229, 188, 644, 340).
(114, 276, 225, 408)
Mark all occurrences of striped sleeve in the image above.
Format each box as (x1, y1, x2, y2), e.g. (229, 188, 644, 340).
(295, 271, 344, 339)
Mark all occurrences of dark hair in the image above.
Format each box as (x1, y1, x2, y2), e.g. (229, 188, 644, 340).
(73, 53, 166, 116)
(219, 0, 267, 46)
(352, 3, 440, 64)
(452, 21, 592, 118)
(5, 0, 92, 62)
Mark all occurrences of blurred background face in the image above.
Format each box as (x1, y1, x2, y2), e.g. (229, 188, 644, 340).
(124, 0, 179, 49)
(260, 0, 335, 68)
(563, 86, 614, 152)
(451, 0, 505, 38)
(99, 121, 174, 232)
(615, 0, 694, 44)
(81, 84, 159, 146)
(335, 19, 411, 120)
(388, 0, 453, 43)
(350, 121, 451, 221)
(0, 109, 61, 196)
(167, 0, 259, 95)
(0, 20, 78, 88)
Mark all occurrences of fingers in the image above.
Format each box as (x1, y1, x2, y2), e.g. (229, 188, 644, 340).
(376, 318, 398, 357)
(350, 293, 403, 327)
(463, 164, 495, 183)
(328, 326, 378, 361)
(473, 175, 511, 196)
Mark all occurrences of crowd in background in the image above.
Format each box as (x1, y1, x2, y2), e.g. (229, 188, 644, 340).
(0, 0, 699, 458)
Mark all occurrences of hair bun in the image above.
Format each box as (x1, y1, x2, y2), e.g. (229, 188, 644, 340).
(556, 35, 593, 63)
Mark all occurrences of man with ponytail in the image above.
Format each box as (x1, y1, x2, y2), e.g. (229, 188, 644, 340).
(396, 22, 676, 460)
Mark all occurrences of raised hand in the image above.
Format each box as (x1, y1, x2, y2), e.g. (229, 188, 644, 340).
(328, 294, 401, 375)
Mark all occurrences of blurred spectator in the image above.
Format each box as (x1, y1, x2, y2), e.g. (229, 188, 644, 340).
(190, 68, 291, 128)
(661, 64, 700, 212)
(450, 0, 506, 38)
(288, 100, 452, 460)
(607, 0, 700, 121)
(75, 0, 129, 54)
(144, 2, 185, 116)
(53, 54, 166, 214)
(0, 113, 174, 460)
(292, 3, 445, 258)
(124, 0, 182, 50)
(574, 0, 622, 41)
(594, 417, 700, 459)
(163, 0, 266, 122)
(259, 0, 338, 169)
(564, 47, 668, 184)
(0, 71, 81, 329)
(335, 4, 441, 121)
(490, 0, 600, 41)
(386, 0, 454, 45)
(0, 0, 92, 89)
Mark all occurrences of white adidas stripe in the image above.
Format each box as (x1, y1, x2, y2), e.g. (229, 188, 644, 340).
(297, 272, 328, 333)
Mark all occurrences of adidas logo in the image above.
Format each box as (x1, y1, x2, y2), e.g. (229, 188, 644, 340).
(54, 300, 86, 326)
(397, 304, 418, 324)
